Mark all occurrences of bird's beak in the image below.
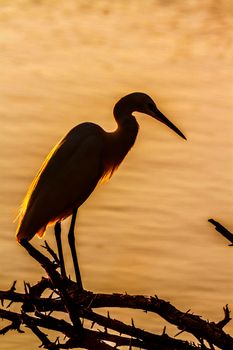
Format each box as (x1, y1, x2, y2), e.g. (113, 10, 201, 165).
(152, 108, 187, 140)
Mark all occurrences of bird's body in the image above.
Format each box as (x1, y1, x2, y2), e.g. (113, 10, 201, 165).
(16, 92, 186, 286)
(17, 108, 139, 242)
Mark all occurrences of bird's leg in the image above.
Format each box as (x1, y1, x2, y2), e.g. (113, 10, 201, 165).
(54, 222, 67, 279)
(68, 208, 83, 290)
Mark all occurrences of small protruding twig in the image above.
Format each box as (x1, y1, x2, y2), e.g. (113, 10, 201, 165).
(30, 325, 55, 349)
(6, 300, 14, 309)
(208, 341, 215, 350)
(216, 305, 231, 329)
(174, 328, 186, 337)
(24, 281, 31, 295)
(131, 318, 135, 329)
(0, 319, 24, 335)
(42, 240, 60, 265)
(9, 281, 17, 293)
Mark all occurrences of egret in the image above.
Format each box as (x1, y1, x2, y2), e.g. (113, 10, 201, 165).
(16, 92, 186, 289)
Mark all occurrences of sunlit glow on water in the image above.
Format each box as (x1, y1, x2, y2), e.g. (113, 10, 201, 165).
(0, 0, 232, 347)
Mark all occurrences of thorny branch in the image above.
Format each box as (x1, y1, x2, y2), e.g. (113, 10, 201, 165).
(0, 222, 232, 350)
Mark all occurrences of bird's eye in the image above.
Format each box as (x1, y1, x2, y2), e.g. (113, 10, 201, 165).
(148, 103, 157, 113)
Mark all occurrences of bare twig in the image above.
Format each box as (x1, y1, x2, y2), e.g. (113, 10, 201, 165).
(208, 219, 233, 246)
(0, 240, 232, 349)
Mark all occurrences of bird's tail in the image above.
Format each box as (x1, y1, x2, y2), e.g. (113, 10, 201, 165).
(16, 214, 46, 243)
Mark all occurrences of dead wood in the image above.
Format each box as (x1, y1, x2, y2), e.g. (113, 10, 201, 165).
(0, 238, 232, 350)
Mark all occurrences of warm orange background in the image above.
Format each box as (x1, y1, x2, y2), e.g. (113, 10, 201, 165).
(0, 1, 232, 348)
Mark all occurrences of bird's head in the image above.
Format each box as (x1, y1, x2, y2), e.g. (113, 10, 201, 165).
(114, 92, 186, 140)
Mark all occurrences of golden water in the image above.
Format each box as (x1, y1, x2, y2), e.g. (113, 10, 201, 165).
(0, 1, 232, 348)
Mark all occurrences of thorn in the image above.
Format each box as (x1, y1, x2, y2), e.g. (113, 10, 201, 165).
(91, 321, 95, 329)
(16, 326, 25, 334)
(6, 300, 14, 309)
(23, 281, 30, 295)
(223, 304, 230, 319)
(0, 299, 4, 307)
(131, 318, 135, 328)
(35, 310, 47, 319)
(41, 241, 48, 250)
(175, 329, 186, 337)
(129, 338, 132, 350)
(87, 294, 97, 309)
(179, 309, 191, 319)
(162, 326, 166, 335)
(107, 311, 110, 319)
(9, 280, 17, 293)
(208, 342, 215, 350)
(48, 292, 54, 300)
(216, 304, 231, 328)
(23, 281, 27, 294)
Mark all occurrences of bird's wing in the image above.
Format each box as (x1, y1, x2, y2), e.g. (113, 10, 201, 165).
(17, 123, 105, 240)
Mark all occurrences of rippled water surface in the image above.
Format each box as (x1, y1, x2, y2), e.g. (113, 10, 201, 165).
(0, 0, 232, 348)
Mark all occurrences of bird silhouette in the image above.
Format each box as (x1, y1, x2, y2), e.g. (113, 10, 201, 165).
(16, 92, 186, 289)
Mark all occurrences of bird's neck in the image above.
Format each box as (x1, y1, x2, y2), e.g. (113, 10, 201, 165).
(111, 98, 140, 158)
(114, 111, 139, 142)
(112, 111, 139, 160)
(113, 101, 138, 132)
(102, 110, 139, 179)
